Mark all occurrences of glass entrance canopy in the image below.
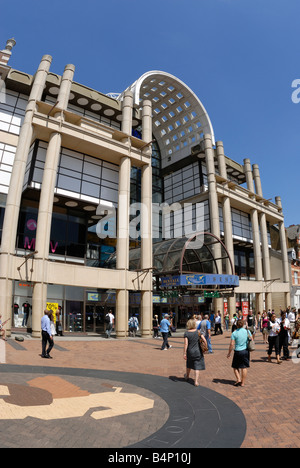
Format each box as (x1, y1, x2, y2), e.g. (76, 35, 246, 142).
(106, 232, 234, 276)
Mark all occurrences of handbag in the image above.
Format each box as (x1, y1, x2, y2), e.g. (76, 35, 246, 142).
(199, 334, 208, 354)
(291, 339, 299, 349)
(247, 331, 255, 352)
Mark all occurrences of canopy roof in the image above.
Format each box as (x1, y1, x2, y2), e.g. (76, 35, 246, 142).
(106, 232, 234, 276)
(119, 71, 214, 170)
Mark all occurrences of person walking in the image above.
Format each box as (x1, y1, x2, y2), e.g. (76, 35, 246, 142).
(128, 314, 139, 337)
(224, 312, 230, 332)
(261, 311, 269, 344)
(41, 309, 54, 359)
(197, 314, 213, 353)
(246, 310, 257, 341)
(105, 309, 114, 339)
(227, 319, 253, 387)
(160, 314, 172, 351)
(153, 315, 159, 338)
(279, 311, 290, 360)
(267, 314, 282, 364)
(183, 319, 206, 386)
(214, 311, 223, 335)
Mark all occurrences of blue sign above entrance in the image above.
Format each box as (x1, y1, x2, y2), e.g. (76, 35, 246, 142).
(161, 274, 239, 288)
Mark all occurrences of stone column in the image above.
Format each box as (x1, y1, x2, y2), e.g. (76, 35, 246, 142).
(141, 99, 153, 337)
(244, 159, 263, 312)
(31, 64, 75, 338)
(204, 134, 220, 240)
(204, 135, 222, 314)
(116, 91, 133, 338)
(275, 196, 290, 307)
(216, 141, 235, 317)
(253, 163, 272, 310)
(0, 55, 52, 336)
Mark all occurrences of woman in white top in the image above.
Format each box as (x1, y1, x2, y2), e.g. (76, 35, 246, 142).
(267, 314, 281, 364)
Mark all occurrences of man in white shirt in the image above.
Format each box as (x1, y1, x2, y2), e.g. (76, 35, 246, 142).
(41, 310, 53, 359)
(105, 310, 115, 338)
(279, 312, 290, 360)
(214, 311, 223, 335)
(267, 314, 282, 364)
(288, 308, 296, 340)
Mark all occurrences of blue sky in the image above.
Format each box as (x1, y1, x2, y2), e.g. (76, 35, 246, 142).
(1, 0, 299, 226)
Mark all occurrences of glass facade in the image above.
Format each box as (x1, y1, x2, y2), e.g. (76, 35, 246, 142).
(0, 90, 26, 136)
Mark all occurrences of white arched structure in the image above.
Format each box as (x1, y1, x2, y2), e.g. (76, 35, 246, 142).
(119, 71, 215, 169)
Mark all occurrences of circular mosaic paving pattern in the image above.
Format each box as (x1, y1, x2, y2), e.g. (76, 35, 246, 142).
(0, 366, 246, 448)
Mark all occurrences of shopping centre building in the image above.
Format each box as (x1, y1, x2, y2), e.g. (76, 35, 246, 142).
(0, 38, 290, 338)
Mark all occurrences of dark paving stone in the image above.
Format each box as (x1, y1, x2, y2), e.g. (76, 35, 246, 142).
(0, 365, 246, 449)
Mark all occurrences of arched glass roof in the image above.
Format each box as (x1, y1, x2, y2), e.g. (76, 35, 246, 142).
(119, 71, 215, 168)
(105, 232, 234, 276)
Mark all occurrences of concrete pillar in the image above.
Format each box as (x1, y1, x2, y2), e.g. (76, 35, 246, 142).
(116, 91, 133, 338)
(204, 134, 220, 240)
(31, 64, 75, 338)
(243, 159, 263, 281)
(250, 208, 263, 281)
(141, 99, 153, 337)
(216, 141, 235, 317)
(253, 163, 272, 309)
(0, 55, 52, 336)
(253, 164, 263, 198)
(243, 158, 255, 194)
(275, 197, 290, 307)
(244, 159, 263, 313)
(204, 134, 222, 278)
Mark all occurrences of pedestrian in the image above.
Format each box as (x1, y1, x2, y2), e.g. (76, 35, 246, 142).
(231, 314, 238, 333)
(197, 314, 213, 353)
(153, 315, 159, 338)
(279, 311, 290, 360)
(227, 319, 253, 387)
(257, 312, 262, 332)
(55, 306, 63, 336)
(246, 310, 257, 341)
(291, 321, 300, 349)
(0, 314, 9, 341)
(287, 308, 296, 343)
(128, 314, 138, 337)
(183, 318, 206, 386)
(224, 311, 230, 331)
(105, 309, 114, 338)
(261, 311, 269, 344)
(41, 309, 54, 359)
(214, 311, 223, 335)
(267, 313, 282, 364)
(160, 314, 172, 351)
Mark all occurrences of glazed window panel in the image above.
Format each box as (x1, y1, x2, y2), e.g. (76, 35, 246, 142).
(57, 174, 81, 192)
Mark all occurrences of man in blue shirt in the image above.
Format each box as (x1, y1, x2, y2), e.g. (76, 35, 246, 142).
(160, 314, 173, 351)
(41, 310, 54, 359)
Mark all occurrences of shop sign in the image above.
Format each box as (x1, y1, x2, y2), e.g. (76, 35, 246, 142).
(161, 274, 239, 288)
(204, 291, 221, 298)
(46, 302, 59, 323)
(87, 293, 101, 302)
(242, 301, 249, 319)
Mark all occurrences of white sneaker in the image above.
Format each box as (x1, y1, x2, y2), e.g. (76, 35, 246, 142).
(168, 345, 172, 349)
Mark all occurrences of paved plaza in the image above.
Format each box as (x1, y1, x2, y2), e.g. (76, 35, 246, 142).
(0, 329, 299, 449)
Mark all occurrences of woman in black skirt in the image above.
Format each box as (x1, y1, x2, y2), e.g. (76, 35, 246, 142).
(183, 319, 206, 386)
(227, 319, 253, 387)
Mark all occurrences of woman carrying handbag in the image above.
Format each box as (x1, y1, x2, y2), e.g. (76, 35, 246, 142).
(183, 319, 206, 387)
(227, 319, 253, 387)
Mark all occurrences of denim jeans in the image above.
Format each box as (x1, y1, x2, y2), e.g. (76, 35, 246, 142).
(205, 335, 213, 353)
(161, 332, 170, 350)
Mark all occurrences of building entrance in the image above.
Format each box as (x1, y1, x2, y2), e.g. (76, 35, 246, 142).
(85, 304, 105, 333)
